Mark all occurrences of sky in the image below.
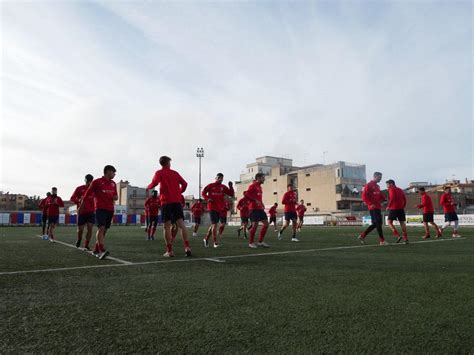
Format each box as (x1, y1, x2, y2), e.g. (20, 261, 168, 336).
(1, 0, 472, 199)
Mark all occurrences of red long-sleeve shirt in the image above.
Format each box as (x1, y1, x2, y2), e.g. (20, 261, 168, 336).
(45, 195, 64, 217)
(416, 193, 434, 213)
(39, 198, 48, 214)
(296, 204, 307, 217)
(191, 202, 204, 218)
(220, 200, 231, 218)
(282, 191, 297, 212)
(268, 205, 277, 217)
(144, 196, 161, 216)
(440, 192, 456, 213)
(362, 180, 386, 210)
(83, 177, 117, 212)
(387, 186, 406, 210)
(244, 181, 264, 210)
(202, 182, 234, 212)
(70, 185, 95, 215)
(147, 166, 187, 205)
(237, 198, 250, 218)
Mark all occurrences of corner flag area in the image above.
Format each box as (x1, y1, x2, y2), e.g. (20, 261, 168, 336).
(1, 226, 473, 353)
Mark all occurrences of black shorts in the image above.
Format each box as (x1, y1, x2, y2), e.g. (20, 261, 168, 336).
(209, 210, 220, 224)
(193, 216, 201, 224)
(241, 216, 249, 223)
(47, 215, 59, 225)
(423, 213, 434, 223)
(250, 209, 267, 223)
(162, 203, 184, 224)
(42, 214, 48, 224)
(388, 209, 406, 222)
(444, 212, 458, 222)
(96, 209, 113, 229)
(149, 215, 159, 225)
(369, 209, 383, 225)
(269, 216, 276, 223)
(298, 215, 304, 222)
(78, 213, 95, 226)
(284, 211, 297, 221)
(220, 216, 227, 224)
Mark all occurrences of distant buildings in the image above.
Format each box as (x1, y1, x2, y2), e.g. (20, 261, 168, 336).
(0, 192, 28, 211)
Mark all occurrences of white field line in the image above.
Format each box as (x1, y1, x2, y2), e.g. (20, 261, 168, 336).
(35, 235, 133, 265)
(0, 237, 466, 276)
(203, 258, 227, 263)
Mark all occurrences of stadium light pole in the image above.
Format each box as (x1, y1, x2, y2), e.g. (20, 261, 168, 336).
(196, 147, 204, 197)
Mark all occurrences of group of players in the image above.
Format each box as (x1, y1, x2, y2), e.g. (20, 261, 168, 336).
(38, 158, 462, 260)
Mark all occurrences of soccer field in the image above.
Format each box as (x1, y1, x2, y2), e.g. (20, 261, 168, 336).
(1, 225, 473, 353)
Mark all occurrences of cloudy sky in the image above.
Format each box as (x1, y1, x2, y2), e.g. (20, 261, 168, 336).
(1, 0, 472, 199)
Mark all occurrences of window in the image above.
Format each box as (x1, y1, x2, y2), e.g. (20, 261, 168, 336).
(273, 179, 277, 182)
(306, 188, 311, 191)
(273, 192, 277, 195)
(335, 184, 342, 193)
(132, 190, 137, 197)
(306, 173, 310, 177)
(306, 203, 311, 206)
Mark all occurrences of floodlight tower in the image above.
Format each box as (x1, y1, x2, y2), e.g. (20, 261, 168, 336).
(196, 147, 204, 197)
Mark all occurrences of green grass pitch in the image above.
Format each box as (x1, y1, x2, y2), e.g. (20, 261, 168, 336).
(1, 225, 473, 353)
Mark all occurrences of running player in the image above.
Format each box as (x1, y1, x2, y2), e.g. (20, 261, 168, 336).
(38, 192, 51, 239)
(82, 165, 118, 260)
(415, 187, 442, 239)
(439, 186, 461, 238)
(70, 174, 95, 250)
(217, 198, 231, 243)
(191, 198, 204, 237)
(278, 184, 298, 242)
(144, 190, 161, 241)
(296, 200, 307, 232)
(358, 172, 388, 245)
(45, 187, 64, 242)
(244, 173, 270, 248)
(144, 204, 150, 233)
(268, 203, 278, 232)
(386, 179, 409, 244)
(237, 196, 250, 238)
(202, 173, 234, 248)
(147, 156, 191, 257)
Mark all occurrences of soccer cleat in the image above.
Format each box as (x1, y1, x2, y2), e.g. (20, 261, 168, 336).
(277, 232, 282, 240)
(203, 239, 209, 248)
(248, 243, 258, 249)
(396, 237, 402, 243)
(192, 232, 197, 237)
(163, 251, 175, 257)
(213, 243, 220, 248)
(151, 236, 155, 241)
(185, 248, 192, 257)
(404, 240, 409, 244)
(99, 250, 110, 260)
(379, 241, 389, 246)
(49, 238, 55, 243)
(93, 251, 100, 257)
(357, 235, 365, 245)
(75, 239, 81, 248)
(83, 246, 90, 251)
(291, 238, 300, 242)
(257, 242, 270, 248)
(452, 234, 461, 238)
(422, 235, 431, 240)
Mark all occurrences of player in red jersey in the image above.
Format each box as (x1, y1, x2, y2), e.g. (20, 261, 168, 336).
(191, 199, 204, 237)
(386, 179, 409, 244)
(81, 165, 118, 260)
(278, 184, 299, 242)
(415, 187, 441, 239)
(237, 196, 251, 238)
(38, 192, 51, 238)
(268, 203, 278, 232)
(202, 173, 234, 248)
(439, 186, 461, 238)
(244, 173, 270, 248)
(70, 174, 95, 250)
(147, 156, 191, 257)
(144, 205, 150, 233)
(217, 198, 231, 241)
(296, 200, 307, 232)
(44, 187, 64, 242)
(144, 190, 161, 241)
(358, 172, 388, 246)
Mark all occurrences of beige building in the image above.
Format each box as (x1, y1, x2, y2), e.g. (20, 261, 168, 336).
(235, 156, 366, 214)
(117, 180, 148, 215)
(0, 192, 28, 211)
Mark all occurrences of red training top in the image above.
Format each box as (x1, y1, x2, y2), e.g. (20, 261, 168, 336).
(83, 177, 117, 212)
(362, 180, 386, 210)
(45, 195, 64, 217)
(147, 166, 187, 205)
(191, 202, 204, 218)
(39, 198, 48, 214)
(296, 204, 307, 217)
(387, 186, 406, 210)
(70, 185, 95, 215)
(220, 200, 231, 218)
(416, 193, 434, 214)
(268, 205, 277, 217)
(282, 191, 297, 212)
(237, 198, 250, 218)
(439, 192, 456, 213)
(202, 182, 234, 212)
(244, 181, 264, 210)
(144, 196, 161, 216)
